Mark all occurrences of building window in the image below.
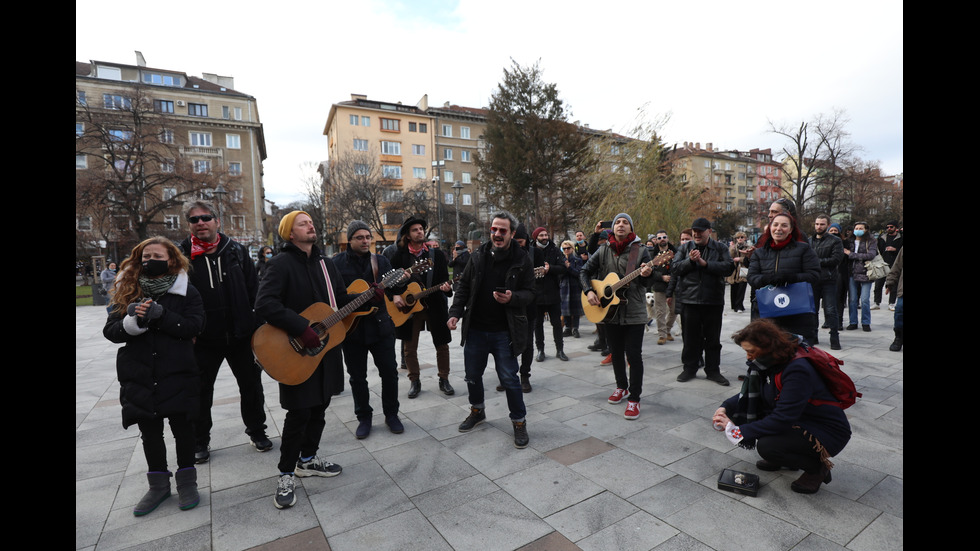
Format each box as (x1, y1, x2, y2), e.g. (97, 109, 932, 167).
(611, 145, 621, 155)
(234, 107, 243, 121)
(229, 162, 242, 176)
(222, 106, 230, 119)
(163, 187, 177, 200)
(443, 148, 452, 160)
(160, 129, 174, 144)
(413, 167, 426, 179)
(164, 215, 180, 230)
(231, 215, 246, 231)
(460, 150, 471, 162)
(189, 132, 212, 147)
(77, 217, 93, 230)
(381, 141, 401, 155)
(161, 160, 175, 173)
(114, 160, 132, 174)
(231, 189, 243, 203)
(76, 90, 87, 105)
(194, 160, 211, 173)
(109, 129, 133, 143)
(76, 155, 87, 169)
(154, 100, 174, 113)
(460, 126, 470, 139)
(444, 193, 454, 204)
(462, 194, 472, 205)
(444, 171, 454, 182)
(461, 172, 471, 184)
(349, 114, 359, 126)
(382, 165, 402, 179)
(442, 124, 452, 137)
(76, 123, 84, 137)
(409, 122, 417, 132)
(381, 118, 400, 132)
(103, 94, 131, 110)
(226, 134, 241, 149)
(383, 189, 404, 202)
(353, 139, 369, 151)
(418, 123, 427, 133)
(412, 144, 425, 155)
(362, 116, 370, 126)
(188, 103, 208, 117)
(354, 163, 369, 175)
(143, 73, 179, 86)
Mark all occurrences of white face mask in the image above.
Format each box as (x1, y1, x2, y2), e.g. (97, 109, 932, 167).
(854, 229, 865, 237)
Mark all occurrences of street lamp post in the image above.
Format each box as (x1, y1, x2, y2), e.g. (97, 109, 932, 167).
(452, 180, 463, 244)
(431, 160, 445, 243)
(212, 183, 228, 230)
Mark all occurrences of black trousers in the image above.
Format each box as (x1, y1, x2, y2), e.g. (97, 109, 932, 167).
(679, 303, 724, 375)
(138, 415, 195, 472)
(534, 302, 563, 352)
(343, 337, 399, 420)
(278, 402, 329, 473)
(605, 323, 645, 402)
(194, 337, 267, 447)
(756, 428, 823, 474)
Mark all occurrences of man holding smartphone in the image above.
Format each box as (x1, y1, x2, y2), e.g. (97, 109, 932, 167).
(447, 211, 537, 449)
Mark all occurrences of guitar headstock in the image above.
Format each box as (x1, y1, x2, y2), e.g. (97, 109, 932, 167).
(533, 266, 546, 278)
(406, 258, 433, 276)
(380, 259, 433, 288)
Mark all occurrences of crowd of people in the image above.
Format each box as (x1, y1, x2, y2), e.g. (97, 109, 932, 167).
(102, 200, 900, 516)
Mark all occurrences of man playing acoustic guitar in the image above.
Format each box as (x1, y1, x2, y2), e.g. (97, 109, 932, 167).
(580, 213, 655, 420)
(255, 211, 379, 509)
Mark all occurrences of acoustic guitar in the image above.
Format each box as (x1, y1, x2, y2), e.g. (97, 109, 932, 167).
(386, 272, 462, 327)
(581, 251, 672, 323)
(252, 259, 431, 385)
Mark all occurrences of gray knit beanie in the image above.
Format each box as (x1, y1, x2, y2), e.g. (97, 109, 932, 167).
(614, 213, 634, 231)
(347, 220, 371, 241)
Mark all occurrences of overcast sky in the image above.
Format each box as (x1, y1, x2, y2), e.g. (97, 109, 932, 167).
(76, 0, 903, 206)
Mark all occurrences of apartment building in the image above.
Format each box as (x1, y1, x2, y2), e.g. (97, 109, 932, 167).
(76, 53, 267, 258)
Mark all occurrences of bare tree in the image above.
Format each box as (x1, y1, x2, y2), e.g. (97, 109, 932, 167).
(327, 150, 404, 246)
(769, 109, 859, 222)
(76, 83, 233, 252)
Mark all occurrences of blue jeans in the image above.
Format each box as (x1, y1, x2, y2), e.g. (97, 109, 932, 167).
(848, 279, 872, 326)
(463, 330, 526, 421)
(894, 296, 903, 332)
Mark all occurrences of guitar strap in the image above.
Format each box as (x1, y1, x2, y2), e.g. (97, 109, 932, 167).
(426, 248, 435, 288)
(370, 253, 379, 283)
(318, 259, 338, 309)
(624, 243, 641, 283)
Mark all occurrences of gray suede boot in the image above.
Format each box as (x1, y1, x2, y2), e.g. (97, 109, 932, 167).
(133, 471, 172, 516)
(175, 467, 200, 510)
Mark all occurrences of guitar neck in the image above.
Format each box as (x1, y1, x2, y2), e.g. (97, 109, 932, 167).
(610, 262, 651, 293)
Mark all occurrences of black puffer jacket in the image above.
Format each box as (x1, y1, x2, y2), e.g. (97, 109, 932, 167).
(104, 272, 204, 429)
(747, 240, 820, 289)
(808, 233, 844, 282)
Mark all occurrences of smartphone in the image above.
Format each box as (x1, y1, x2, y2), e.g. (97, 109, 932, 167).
(494, 287, 507, 293)
(599, 220, 612, 229)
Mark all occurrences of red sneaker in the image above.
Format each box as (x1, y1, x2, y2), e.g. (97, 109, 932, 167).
(608, 388, 628, 404)
(624, 401, 640, 420)
(600, 354, 612, 365)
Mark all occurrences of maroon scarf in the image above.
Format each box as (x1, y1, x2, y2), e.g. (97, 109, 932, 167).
(608, 232, 636, 256)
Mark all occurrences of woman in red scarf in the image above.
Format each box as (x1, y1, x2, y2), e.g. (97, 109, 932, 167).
(747, 213, 820, 344)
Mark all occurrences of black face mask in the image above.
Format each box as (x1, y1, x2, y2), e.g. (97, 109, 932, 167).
(142, 259, 170, 277)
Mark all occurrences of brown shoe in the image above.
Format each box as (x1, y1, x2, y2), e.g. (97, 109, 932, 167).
(666, 334, 674, 341)
(657, 337, 666, 345)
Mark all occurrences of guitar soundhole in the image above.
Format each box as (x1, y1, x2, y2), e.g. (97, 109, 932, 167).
(603, 287, 613, 299)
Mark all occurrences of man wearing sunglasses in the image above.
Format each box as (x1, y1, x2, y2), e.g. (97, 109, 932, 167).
(179, 201, 270, 464)
(448, 212, 537, 448)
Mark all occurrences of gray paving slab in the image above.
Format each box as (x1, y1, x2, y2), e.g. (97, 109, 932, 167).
(76, 299, 903, 550)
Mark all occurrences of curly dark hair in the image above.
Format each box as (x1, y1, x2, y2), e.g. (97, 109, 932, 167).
(731, 319, 799, 365)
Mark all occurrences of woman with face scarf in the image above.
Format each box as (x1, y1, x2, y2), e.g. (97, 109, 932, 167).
(843, 221, 878, 331)
(104, 237, 205, 516)
(712, 319, 851, 494)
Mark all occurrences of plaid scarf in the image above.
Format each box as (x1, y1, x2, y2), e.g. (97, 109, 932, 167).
(730, 362, 765, 449)
(138, 273, 177, 300)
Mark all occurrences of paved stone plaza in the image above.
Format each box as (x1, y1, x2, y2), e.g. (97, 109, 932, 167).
(77, 304, 902, 551)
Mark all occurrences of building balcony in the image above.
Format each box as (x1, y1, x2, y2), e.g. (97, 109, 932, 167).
(180, 146, 224, 158)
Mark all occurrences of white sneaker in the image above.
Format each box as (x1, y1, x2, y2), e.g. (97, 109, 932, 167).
(888, 304, 895, 311)
(871, 303, 880, 310)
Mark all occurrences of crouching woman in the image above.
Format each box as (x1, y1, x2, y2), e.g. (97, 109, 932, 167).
(712, 319, 851, 494)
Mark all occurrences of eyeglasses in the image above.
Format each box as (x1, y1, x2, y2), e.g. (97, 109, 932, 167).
(188, 215, 215, 223)
(489, 227, 509, 235)
(654, 236, 668, 240)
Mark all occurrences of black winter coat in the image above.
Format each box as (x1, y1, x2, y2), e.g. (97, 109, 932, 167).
(808, 233, 844, 282)
(531, 241, 566, 305)
(747, 240, 820, 289)
(179, 233, 258, 341)
(255, 243, 359, 409)
(332, 249, 397, 345)
(391, 245, 452, 346)
(104, 272, 204, 429)
(448, 241, 537, 357)
(668, 239, 733, 305)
